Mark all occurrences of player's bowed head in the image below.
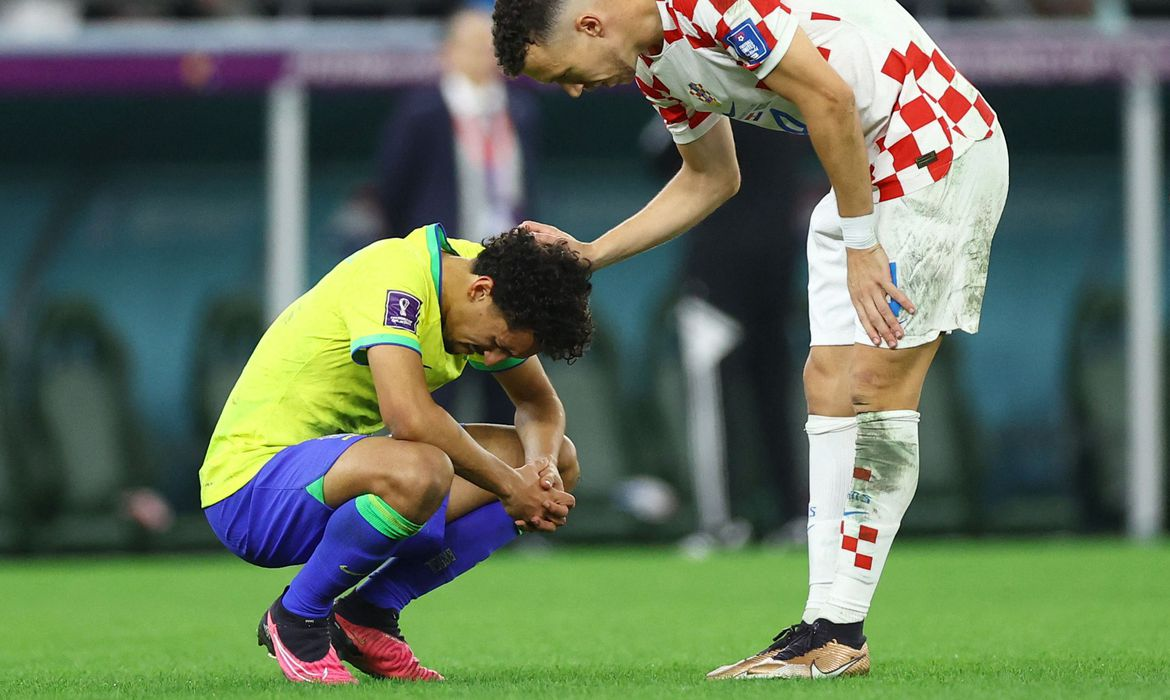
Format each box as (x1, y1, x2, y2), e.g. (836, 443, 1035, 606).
(492, 0, 661, 96)
(466, 226, 595, 365)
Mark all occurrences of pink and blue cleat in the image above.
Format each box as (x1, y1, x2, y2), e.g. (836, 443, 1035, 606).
(330, 594, 443, 681)
(257, 594, 357, 684)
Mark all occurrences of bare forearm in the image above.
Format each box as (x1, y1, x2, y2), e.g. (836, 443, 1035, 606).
(513, 395, 566, 466)
(803, 95, 873, 218)
(393, 404, 520, 498)
(591, 164, 737, 269)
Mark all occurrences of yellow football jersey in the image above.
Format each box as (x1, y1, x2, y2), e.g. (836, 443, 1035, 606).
(198, 224, 524, 507)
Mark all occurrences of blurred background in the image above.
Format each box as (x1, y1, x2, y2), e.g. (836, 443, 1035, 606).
(0, 0, 1166, 555)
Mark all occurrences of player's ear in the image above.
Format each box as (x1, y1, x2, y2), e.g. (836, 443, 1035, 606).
(470, 276, 495, 302)
(577, 13, 603, 37)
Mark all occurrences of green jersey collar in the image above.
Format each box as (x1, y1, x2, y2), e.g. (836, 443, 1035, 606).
(427, 223, 460, 299)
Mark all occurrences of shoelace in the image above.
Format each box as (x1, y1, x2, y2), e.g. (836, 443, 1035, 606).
(775, 623, 819, 661)
(764, 622, 809, 653)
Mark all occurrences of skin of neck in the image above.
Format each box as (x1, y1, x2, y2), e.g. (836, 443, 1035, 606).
(439, 254, 478, 322)
(628, 0, 666, 55)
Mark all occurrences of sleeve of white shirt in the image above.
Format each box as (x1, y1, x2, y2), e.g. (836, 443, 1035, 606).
(689, 0, 800, 79)
(636, 76, 725, 145)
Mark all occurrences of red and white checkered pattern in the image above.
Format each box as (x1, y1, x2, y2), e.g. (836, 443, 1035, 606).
(636, 0, 998, 202)
(840, 519, 879, 571)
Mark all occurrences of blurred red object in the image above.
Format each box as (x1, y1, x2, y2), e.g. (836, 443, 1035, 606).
(122, 488, 175, 533)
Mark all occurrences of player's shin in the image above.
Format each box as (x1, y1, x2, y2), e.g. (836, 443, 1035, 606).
(378, 495, 449, 561)
(352, 501, 519, 612)
(803, 415, 858, 624)
(282, 495, 425, 619)
(820, 410, 920, 627)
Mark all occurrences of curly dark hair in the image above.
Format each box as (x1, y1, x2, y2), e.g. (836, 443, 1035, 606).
(492, 0, 567, 77)
(474, 226, 593, 362)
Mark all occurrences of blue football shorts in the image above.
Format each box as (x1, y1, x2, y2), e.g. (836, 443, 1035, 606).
(204, 434, 369, 568)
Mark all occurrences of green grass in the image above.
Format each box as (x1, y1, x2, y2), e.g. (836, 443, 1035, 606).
(3, 540, 1169, 698)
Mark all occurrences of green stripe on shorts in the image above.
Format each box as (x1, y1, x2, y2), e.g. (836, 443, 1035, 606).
(305, 476, 327, 506)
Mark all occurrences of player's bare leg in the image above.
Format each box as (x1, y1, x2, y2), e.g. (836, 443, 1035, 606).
(446, 424, 581, 519)
(747, 337, 941, 679)
(331, 426, 579, 680)
(708, 345, 857, 679)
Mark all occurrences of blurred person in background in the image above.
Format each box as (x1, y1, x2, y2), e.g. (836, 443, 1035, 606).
(0, 0, 81, 37)
(495, 0, 1008, 681)
(642, 118, 815, 540)
(201, 225, 592, 684)
(374, 2, 541, 426)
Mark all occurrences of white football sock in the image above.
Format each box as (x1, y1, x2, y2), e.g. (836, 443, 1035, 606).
(802, 415, 858, 624)
(820, 410, 920, 624)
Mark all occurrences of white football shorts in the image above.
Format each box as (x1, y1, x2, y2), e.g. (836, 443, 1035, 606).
(806, 128, 1009, 349)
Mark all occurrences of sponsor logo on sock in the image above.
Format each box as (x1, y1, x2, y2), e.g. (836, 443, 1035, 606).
(425, 548, 456, 573)
(810, 654, 864, 679)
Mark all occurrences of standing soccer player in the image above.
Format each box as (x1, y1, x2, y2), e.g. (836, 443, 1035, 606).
(200, 225, 592, 683)
(493, 0, 1008, 679)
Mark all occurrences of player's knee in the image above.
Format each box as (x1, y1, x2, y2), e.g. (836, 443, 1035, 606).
(804, 351, 848, 411)
(374, 442, 453, 512)
(803, 355, 825, 396)
(404, 443, 454, 507)
(850, 367, 892, 412)
(558, 436, 580, 492)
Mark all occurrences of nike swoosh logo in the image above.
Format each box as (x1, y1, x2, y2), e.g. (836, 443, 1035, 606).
(810, 655, 864, 679)
(339, 565, 364, 577)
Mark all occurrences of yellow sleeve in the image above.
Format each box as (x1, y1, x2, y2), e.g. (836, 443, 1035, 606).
(341, 251, 431, 366)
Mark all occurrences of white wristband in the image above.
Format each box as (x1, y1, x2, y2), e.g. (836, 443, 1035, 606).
(840, 213, 878, 250)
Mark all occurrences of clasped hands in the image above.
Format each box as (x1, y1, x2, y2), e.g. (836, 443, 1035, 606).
(502, 457, 575, 533)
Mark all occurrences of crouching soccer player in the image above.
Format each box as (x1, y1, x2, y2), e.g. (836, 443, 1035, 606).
(198, 224, 593, 684)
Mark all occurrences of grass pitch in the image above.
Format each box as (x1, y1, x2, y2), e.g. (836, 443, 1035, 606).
(3, 540, 1168, 698)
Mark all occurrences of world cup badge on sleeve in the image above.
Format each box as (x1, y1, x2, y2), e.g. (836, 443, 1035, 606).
(384, 290, 422, 333)
(724, 19, 771, 65)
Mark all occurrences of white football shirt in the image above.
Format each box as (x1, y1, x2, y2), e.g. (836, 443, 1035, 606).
(635, 0, 998, 202)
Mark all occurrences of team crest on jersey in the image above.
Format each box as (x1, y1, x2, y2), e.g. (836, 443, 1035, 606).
(724, 19, 771, 65)
(384, 290, 422, 332)
(688, 82, 721, 107)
